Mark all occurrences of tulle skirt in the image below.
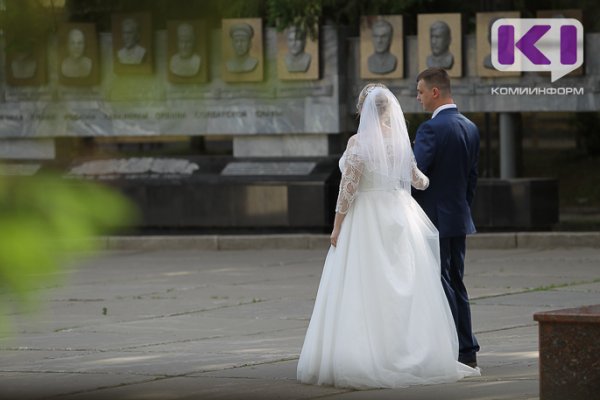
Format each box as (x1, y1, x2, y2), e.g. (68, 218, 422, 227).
(297, 189, 480, 389)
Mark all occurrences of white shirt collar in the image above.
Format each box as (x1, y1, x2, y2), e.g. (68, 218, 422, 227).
(431, 103, 457, 119)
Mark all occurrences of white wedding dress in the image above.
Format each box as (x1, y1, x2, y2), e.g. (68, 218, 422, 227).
(297, 88, 480, 389)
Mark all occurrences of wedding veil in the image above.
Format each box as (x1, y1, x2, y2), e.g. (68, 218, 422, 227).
(355, 86, 413, 187)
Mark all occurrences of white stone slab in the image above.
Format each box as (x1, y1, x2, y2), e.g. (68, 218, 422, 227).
(0, 138, 55, 160)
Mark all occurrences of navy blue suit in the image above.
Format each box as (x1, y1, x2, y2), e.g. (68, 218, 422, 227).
(413, 106, 480, 363)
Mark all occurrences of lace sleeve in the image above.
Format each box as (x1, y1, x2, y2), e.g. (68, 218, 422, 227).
(335, 138, 364, 214)
(411, 160, 429, 190)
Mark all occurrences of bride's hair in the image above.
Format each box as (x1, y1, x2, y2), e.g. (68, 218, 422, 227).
(354, 84, 413, 184)
(356, 83, 388, 114)
(374, 91, 390, 118)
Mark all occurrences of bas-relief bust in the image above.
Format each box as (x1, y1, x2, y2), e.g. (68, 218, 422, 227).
(427, 20, 454, 69)
(169, 23, 201, 77)
(117, 17, 146, 64)
(170, 53, 201, 77)
(483, 17, 500, 70)
(11, 53, 37, 79)
(226, 22, 258, 73)
(284, 26, 311, 73)
(483, 54, 493, 69)
(367, 19, 397, 75)
(61, 28, 92, 78)
(118, 45, 145, 64)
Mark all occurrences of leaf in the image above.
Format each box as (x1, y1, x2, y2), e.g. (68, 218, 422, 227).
(0, 168, 136, 326)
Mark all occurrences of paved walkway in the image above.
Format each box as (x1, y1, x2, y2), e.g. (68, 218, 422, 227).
(1, 244, 599, 399)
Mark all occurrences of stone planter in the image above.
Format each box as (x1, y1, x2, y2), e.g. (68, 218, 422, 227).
(533, 305, 600, 400)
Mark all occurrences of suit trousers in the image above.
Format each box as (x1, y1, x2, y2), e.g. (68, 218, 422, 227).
(439, 236, 480, 362)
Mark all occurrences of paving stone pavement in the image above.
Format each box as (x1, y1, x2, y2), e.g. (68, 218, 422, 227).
(1, 245, 599, 399)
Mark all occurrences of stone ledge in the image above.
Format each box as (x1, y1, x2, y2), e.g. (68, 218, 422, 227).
(216, 234, 311, 251)
(467, 233, 517, 249)
(517, 232, 600, 249)
(100, 232, 599, 251)
(307, 235, 330, 250)
(107, 236, 218, 251)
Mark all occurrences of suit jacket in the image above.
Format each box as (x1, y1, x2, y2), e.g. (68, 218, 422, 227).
(412, 107, 480, 238)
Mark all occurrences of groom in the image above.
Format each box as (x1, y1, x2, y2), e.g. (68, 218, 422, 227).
(412, 67, 480, 367)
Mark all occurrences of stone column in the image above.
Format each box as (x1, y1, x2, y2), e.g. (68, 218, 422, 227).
(499, 112, 518, 179)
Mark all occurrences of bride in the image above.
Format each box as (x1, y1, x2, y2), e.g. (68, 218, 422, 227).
(297, 84, 480, 389)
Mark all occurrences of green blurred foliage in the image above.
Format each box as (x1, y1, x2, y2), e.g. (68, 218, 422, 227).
(0, 169, 136, 327)
(266, 0, 321, 40)
(65, 0, 264, 30)
(4, 0, 595, 37)
(0, 0, 59, 53)
(218, 0, 266, 19)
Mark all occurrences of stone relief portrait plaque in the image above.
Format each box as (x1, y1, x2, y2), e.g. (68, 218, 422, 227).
(277, 25, 319, 81)
(537, 9, 584, 76)
(476, 12, 520, 78)
(167, 20, 208, 84)
(221, 18, 263, 83)
(360, 15, 403, 80)
(58, 23, 100, 86)
(5, 34, 47, 86)
(111, 12, 153, 75)
(418, 13, 462, 78)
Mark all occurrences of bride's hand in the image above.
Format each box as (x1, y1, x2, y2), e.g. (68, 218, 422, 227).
(330, 228, 340, 247)
(330, 213, 345, 247)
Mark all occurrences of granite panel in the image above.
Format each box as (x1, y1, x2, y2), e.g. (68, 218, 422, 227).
(88, 156, 339, 229)
(471, 178, 559, 229)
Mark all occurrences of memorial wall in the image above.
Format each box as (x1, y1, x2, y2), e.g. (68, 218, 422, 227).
(0, 16, 344, 138)
(2, 10, 585, 230)
(0, 10, 598, 140)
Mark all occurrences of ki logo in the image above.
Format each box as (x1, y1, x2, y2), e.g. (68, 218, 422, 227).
(491, 18, 584, 82)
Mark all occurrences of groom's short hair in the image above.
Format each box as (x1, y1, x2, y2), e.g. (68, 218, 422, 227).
(417, 67, 451, 95)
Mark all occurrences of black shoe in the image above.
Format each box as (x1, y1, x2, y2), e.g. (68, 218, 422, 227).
(459, 355, 477, 368)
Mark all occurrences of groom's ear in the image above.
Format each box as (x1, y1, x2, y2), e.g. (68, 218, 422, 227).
(432, 87, 440, 98)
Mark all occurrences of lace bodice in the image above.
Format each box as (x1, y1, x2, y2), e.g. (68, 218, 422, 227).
(335, 137, 429, 214)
